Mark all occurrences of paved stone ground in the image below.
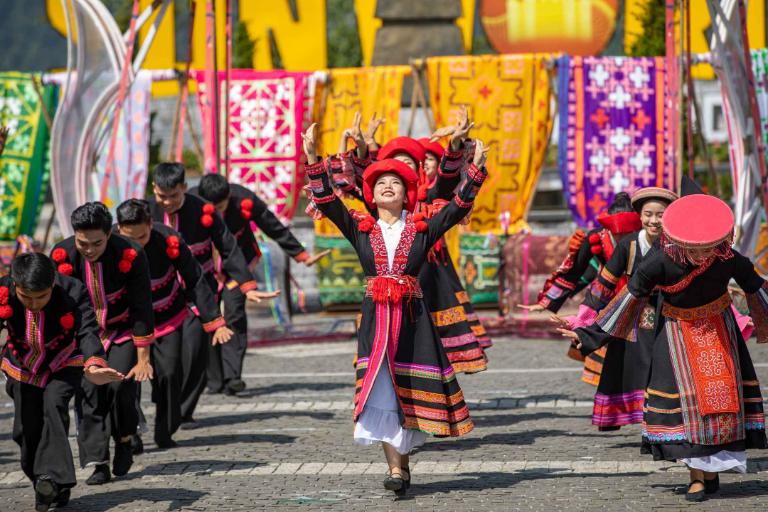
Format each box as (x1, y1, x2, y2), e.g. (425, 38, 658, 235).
(2, 328, 768, 511)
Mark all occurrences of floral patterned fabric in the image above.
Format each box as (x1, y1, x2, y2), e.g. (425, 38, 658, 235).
(0, 72, 56, 240)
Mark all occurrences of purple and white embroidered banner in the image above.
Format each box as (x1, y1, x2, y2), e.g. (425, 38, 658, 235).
(558, 56, 677, 228)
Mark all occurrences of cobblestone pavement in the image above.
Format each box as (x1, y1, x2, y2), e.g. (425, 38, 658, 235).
(2, 330, 768, 511)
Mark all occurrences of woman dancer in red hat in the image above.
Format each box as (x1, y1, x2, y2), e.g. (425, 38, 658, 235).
(560, 193, 767, 502)
(302, 124, 487, 497)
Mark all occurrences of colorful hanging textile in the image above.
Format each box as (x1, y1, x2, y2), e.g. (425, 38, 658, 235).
(458, 233, 503, 304)
(426, 54, 553, 234)
(193, 70, 310, 222)
(558, 56, 675, 228)
(95, 71, 151, 206)
(0, 72, 56, 240)
(719, 45, 768, 256)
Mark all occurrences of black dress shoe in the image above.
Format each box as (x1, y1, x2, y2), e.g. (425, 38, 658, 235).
(131, 434, 144, 455)
(85, 464, 111, 485)
(685, 480, 706, 502)
(54, 488, 71, 507)
(34, 475, 58, 512)
(155, 438, 178, 450)
(179, 417, 199, 430)
(225, 379, 246, 395)
(112, 440, 134, 477)
(704, 474, 720, 494)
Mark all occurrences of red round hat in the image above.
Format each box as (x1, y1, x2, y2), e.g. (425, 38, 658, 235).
(378, 136, 426, 164)
(362, 159, 419, 212)
(417, 138, 445, 159)
(662, 194, 734, 248)
(596, 211, 642, 235)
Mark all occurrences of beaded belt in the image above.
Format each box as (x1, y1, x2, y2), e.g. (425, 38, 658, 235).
(661, 292, 731, 321)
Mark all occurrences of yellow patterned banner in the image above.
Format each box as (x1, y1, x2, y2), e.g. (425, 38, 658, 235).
(426, 54, 553, 234)
(312, 65, 410, 236)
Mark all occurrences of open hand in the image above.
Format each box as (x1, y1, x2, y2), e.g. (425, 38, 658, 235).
(212, 326, 234, 345)
(302, 124, 318, 164)
(126, 360, 154, 382)
(364, 112, 385, 146)
(84, 365, 125, 385)
(473, 139, 489, 168)
(302, 249, 331, 267)
(556, 328, 581, 349)
(517, 304, 545, 313)
(246, 289, 282, 303)
(548, 314, 571, 329)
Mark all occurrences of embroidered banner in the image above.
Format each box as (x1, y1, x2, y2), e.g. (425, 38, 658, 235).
(193, 70, 310, 222)
(458, 233, 502, 304)
(314, 235, 365, 307)
(426, 54, 553, 234)
(0, 72, 57, 240)
(558, 56, 675, 228)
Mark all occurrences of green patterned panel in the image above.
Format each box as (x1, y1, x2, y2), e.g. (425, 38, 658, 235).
(315, 235, 365, 307)
(459, 232, 502, 305)
(0, 72, 56, 240)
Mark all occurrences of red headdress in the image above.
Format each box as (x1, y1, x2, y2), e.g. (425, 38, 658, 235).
(596, 211, 642, 235)
(378, 136, 426, 164)
(660, 194, 734, 263)
(417, 138, 445, 160)
(362, 159, 419, 212)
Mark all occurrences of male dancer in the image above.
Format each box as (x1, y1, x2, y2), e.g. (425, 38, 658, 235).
(117, 199, 234, 447)
(193, 174, 326, 394)
(148, 163, 278, 427)
(51, 202, 155, 484)
(2, 253, 123, 511)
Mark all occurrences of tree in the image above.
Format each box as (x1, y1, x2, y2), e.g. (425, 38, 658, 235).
(327, 0, 363, 68)
(628, 0, 666, 57)
(233, 21, 255, 69)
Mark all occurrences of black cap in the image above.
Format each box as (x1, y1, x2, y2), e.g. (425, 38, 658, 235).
(680, 175, 704, 196)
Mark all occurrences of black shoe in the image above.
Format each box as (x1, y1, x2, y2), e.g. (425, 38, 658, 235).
(225, 379, 246, 395)
(383, 470, 404, 492)
(34, 476, 58, 512)
(85, 464, 111, 485)
(112, 440, 134, 477)
(685, 480, 706, 502)
(54, 488, 71, 507)
(179, 417, 199, 430)
(704, 475, 720, 494)
(155, 438, 178, 450)
(131, 434, 144, 455)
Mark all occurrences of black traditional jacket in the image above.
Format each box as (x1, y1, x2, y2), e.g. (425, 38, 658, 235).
(52, 234, 155, 350)
(117, 223, 226, 337)
(148, 193, 256, 294)
(189, 183, 308, 267)
(0, 274, 108, 387)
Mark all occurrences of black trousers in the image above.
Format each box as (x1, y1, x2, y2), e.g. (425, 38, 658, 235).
(77, 341, 137, 467)
(151, 329, 182, 443)
(6, 368, 81, 488)
(180, 314, 210, 419)
(207, 286, 247, 391)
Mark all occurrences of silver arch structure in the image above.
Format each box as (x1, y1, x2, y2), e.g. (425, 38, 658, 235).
(50, 0, 170, 236)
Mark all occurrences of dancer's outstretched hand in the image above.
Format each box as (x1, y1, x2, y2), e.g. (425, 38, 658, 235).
(84, 366, 125, 385)
(302, 249, 331, 267)
(556, 328, 581, 349)
(246, 289, 281, 303)
(364, 112, 385, 147)
(548, 314, 570, 329)
(517, 304, 545, 312)
(302, 124, 318, 164)
(212, 326, 234, 346)
(473, 139, 489, 168)
(126, 360, 154, 382)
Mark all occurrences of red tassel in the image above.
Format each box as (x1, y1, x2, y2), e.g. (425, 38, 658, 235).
(358, 219, 374, 233)
(588, 233, 600, 244)
(202, 203, 215, 214)
(201, 214, 214, 228)
(590, 245, 602, 255)
(51, 248, 68, 263)
(415, 221, 428, 232)
(58, 263, 73, 276)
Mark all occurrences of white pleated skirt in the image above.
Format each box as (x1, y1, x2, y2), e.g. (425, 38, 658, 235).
(682, 450, 747, 473)
(353, 360, 427, 455)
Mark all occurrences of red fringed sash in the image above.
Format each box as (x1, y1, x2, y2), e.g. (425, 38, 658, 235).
(664, 294, 739, 416)
(353, 220, 418, 421)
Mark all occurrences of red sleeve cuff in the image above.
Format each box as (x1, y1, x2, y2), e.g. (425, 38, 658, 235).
(132, 333, 155, 347)
(305, 160, 326, 177)
(239, 280, 258, 293)
(202, 316, 226, 333)
(293, 251, 310, 262)
(84, 356, 108, 369)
